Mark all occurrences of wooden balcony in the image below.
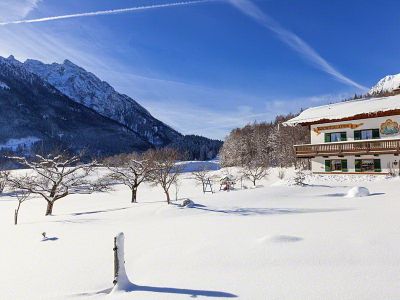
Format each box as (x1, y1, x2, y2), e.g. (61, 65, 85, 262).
(294, 139, 400, 158)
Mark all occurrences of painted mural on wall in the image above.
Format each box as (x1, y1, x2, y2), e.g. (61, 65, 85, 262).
(380, 119, 399, 135)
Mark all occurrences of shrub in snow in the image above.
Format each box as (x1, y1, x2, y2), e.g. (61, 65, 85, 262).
(293, 167, 306, 186)
(0, 170, 9, 193)
(346, 186, 370, 198)
(181, 199, 195, 208)
(278, 169, 285, 180)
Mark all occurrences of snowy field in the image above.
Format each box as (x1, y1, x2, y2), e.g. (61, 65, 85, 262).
(1, 166, 400, 299)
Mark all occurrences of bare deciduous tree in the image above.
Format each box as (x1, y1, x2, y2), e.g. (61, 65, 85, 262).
(103, 152, 154, 203)
(241, 163, 269, 186)
(7, 152, 103, 216)
(10, 190, 30, 225)
(0, 170, 9, 194)
(147, 148, 182, 204)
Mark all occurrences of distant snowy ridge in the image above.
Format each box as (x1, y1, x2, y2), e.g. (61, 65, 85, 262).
(24, 59, 181, 146)
(369, 73, 400, 94)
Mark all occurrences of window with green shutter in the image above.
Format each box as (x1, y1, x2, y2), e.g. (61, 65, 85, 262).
(374, 159, 381, 172)
(324, 132, 346, 143)
(324, 133, 331, 143)
(355, 159, 361, 172)
(341, 160, 348, 172)
(325, 160, 331, 172)
(355, 129, 380, 140)
(372, 129, 380, 139)
(354, 130, 361, 140)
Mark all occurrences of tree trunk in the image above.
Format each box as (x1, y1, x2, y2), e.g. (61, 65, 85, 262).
(45, 201, 54, 216)
(164, 189, 171, 204)
(131, 187, 137, 203)
(253, 179, 256, 186)
(15, 201, 21, 225)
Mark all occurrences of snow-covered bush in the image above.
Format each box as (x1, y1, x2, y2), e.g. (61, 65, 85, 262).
(346, 186, 370, 198)
(293, 167, 306, 186)
(278, 169, 285, 180)
(0, 170, 9, 193)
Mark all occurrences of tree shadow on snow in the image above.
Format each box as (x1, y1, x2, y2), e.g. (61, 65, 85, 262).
(70, 206, 130, 216)
(192, 206, 354, 216)
(73, 283, 237, 298)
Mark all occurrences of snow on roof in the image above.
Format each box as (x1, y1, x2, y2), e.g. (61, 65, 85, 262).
(284, 94, 400, 126)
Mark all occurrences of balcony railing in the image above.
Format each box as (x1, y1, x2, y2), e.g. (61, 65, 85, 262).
(294, 139, 400, 158)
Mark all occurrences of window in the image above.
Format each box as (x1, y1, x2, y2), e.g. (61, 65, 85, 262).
(354, 129, 380, 140)
(325, 132, 347, 143)
(355, 159, 381, 172)
(325, 159, 348, 172)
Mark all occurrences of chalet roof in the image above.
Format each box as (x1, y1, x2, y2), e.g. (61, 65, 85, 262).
(284, 94, 400, 126)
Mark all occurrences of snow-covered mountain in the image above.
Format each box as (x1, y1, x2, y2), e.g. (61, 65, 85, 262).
(369, 73, 400, 95)
(24, 59, 181, 146)
(0, 55, 151, 156)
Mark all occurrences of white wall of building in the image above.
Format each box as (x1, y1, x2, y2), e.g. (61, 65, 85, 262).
(310, 115, 400, 144)
(312, 154, 400, 174)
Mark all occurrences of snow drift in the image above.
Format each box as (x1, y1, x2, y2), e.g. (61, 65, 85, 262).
(346, 186, 370, 198)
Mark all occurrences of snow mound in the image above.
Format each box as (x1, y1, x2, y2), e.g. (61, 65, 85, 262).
(181, 199, 195, 208)
(269, 235, 303, 243)
(258, 235, 303, 243)
(346, 186, 370, 198)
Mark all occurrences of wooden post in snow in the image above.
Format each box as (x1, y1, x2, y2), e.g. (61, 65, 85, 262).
(113, 236, 119, 285)
(111, 232, 131, 293)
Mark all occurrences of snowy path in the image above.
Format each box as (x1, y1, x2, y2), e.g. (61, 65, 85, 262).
(0, 169, 399, 299)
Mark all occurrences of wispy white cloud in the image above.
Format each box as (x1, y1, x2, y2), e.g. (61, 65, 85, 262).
(228, 0, 367, 91)
(0, 0, 41, 22)
(0, 0, 211, 26)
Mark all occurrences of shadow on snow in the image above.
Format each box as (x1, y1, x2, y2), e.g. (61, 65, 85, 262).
(73, 283, 237, 298)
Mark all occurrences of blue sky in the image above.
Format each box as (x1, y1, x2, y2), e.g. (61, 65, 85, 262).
(0, 0, 400, 139)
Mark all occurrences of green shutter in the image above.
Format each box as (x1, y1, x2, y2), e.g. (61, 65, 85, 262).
(355, 159, 361, 172)
(324, 133, 331, 143)
(354, 130, 361, 140)
(325, 160, 331, 172)
(374, 159, 381, 172)
(341, 160, 348, 172)
(372, 129, 380, 139)
(340, 132, 347, 141)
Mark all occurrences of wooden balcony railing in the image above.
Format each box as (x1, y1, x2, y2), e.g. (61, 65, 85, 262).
(294, 139, 400, 158)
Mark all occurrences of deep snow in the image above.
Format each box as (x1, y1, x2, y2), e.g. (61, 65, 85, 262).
(0, 167, 399, 299)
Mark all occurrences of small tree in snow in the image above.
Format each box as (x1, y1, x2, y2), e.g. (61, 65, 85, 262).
(278, 168, 286, 180)
(7, 152, 104, 216)
(293, 166, 306, 186)
(241, 163, 268, 186)
(10, 189, 30, 225)
(147, 148, 183, 204)
(104, 152, 154, 203)
(0, 170, 9, 194)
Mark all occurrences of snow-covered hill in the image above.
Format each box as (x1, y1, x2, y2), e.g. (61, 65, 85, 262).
(369, 73, 400, 94)
(24, 59, 181, 146)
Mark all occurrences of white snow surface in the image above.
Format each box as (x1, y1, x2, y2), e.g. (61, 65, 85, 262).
(284, 94, 400, 125)
(346, 186, 370, 198)
(1, 166, 399, 299)
(369, 73, 400, 94)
